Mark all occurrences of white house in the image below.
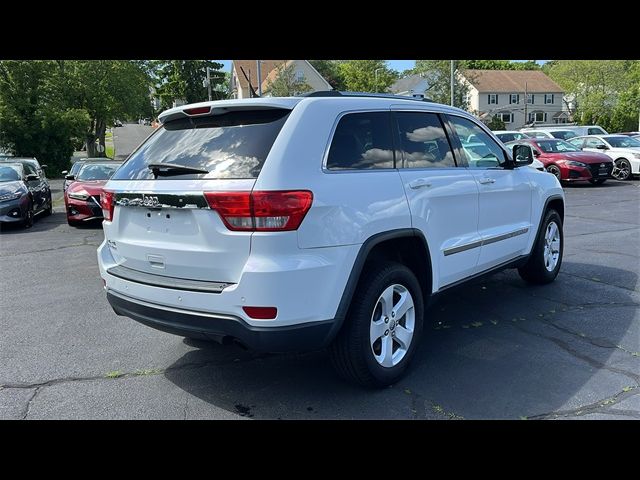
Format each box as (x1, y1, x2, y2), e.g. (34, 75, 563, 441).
(460, 69, 566, 129)
(231, 60, 332, 99)
(389, 74, 429, 98)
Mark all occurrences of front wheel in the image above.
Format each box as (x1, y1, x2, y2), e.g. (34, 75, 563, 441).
(546, 164, 562, 181)
(22, 202, 34, 228)
(611, 158, 632, 181)
(329, 261, 424, 388)
(518, 209, 563, 284)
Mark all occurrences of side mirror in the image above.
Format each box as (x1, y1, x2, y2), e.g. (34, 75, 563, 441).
(61, 170, 68, 175)
(596, 144, 609, 150)
(25, 174, 39, 181)
(512, 144, 534, 166)
(40, 164, 48, 169)
(533, 150, 540, 157)
(65, 174, 75, 181)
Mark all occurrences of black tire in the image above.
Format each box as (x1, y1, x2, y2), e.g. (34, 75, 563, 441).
(328, 261, 424, 388)
(44, 196, 53, 216)
(546, 164, 562, 181)
(22, 201, 34, 228)
(588, 178, 606, 185)
(612, 158, 632, 181)
(518, 209, 563, 285)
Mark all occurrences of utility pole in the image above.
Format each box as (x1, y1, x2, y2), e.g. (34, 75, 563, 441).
(206, 66, 212, 101)
(450, 60, 454, 106)
(374, 68, 382, 93)
(524, 82, 528, 126)
(257, 60, 262, 96)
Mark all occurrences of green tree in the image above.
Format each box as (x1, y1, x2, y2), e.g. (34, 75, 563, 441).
(60, 60, 153, 157)
(545, 60, 638, 131)
(462, 60, 540, 70)
(412, 60, 471, 109)
(486, 115, 506, 130)
(264, 62, 312, 97)
(338, 60, 397, 93)
(0, 61, 90, 172)
(309, 60, 345, 90)
(152, 60, 226, 110)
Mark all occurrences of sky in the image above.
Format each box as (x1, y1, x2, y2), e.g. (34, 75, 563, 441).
(216, 60, 415, 72)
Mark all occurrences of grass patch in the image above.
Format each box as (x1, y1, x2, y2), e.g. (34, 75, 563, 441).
(105, 370, 123, 379)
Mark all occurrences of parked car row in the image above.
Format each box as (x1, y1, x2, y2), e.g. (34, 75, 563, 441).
(493, 124, 640, 184)
(64, 161, 122, 226)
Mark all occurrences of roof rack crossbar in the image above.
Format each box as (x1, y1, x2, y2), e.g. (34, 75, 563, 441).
(302, 91, 433, 102)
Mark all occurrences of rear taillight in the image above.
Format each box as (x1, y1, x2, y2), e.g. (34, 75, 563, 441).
(100, 190, 115, 221)
(204, 190, 313, 232)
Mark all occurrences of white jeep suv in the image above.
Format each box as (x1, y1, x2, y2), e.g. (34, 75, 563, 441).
(97, 92, 565, 387)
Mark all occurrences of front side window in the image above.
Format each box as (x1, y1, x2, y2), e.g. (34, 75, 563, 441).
(327, 112, 394, 170)
(394, 112, 455, 169)
(448, 115, 506, 169)
(604, 136, 640, 148)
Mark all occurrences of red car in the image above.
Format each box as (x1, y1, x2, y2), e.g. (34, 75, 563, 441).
(64, 161, 121, 226)
(507, 138, 613, 185)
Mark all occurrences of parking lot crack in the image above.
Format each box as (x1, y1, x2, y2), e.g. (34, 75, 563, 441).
(21, 387, 41, 420)
(528, 387, 640, 420)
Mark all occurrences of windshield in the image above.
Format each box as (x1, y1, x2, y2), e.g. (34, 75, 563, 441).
(535, 139, 581, 153)
(496, 132, 528, 142)
(606, 136, 640, 148)
(0, 164, 22, 182)
(112, 109, 291, 180)
(77, 163, 120, 181)
(549, 130, 576, 140)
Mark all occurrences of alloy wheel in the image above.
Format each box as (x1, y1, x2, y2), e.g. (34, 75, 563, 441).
(543, 221, 561, 272)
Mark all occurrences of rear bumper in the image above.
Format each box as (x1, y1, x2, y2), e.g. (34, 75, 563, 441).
(107, 290, 334, 352)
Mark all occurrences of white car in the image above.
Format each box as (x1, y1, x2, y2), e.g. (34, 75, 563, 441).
(520, 128, 579, 141)
(493, 130, 531, 143)
(569, 135, 640, 180)
(98, 92, 565, 387)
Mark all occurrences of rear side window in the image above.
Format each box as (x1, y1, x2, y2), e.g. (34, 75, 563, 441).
(588, 127, 606, 135)
(112, 109, 291, 180)
(326, 112, 394, 170)
(395, 112, 455, 168)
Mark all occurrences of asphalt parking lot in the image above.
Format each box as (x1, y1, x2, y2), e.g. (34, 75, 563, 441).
(1, 178, 639, 419)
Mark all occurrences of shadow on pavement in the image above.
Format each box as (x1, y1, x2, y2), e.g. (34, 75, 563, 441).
(164, 262, 638, 419)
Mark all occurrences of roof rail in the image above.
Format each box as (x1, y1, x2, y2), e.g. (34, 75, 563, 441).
(302, 91, 433, 102)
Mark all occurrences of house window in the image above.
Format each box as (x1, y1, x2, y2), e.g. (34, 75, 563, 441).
(488, 94, 498, 105)
(545, 94, 554, 104)
(528, 112, 547, 123)
(526, 94, 534, 104)
(509, 94, 519, 104)
(498, 112, 513, 123)
(295, 70, 305, 82)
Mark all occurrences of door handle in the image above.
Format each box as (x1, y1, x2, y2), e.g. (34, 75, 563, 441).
(408, 178, 432, 189)
(478, 177, 496, 185)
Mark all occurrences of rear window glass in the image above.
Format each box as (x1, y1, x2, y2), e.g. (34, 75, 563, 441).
(327, 112, 394, 170)
(112, 109, 290, 180)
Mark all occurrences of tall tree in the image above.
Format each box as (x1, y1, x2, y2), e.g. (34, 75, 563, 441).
(545, 60, 638, 131)
(60, 60, 153, 157)
(0, 61, 89, 171)
(412, 60, 472, 109)
(152, 61, 226, 110)
(309, 60, 345, 90)
(462, 60, 540, 70)
(338, 60, 397, 93)
(264, 62, 312, 97)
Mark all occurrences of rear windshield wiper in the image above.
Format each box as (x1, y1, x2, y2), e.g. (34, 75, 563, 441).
(148, 163, 209, 178)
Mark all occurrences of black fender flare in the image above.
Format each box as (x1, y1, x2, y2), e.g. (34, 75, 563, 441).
(322, 228, 433, 347)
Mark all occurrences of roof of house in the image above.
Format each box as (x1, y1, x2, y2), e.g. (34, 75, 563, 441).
(462, 69, 563, 93)
(389, 74, 429, 94)
(232, 60, 286, 94)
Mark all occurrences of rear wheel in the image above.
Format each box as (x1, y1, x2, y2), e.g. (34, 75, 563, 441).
(588, 178, 607, 185)
(329, 261, 424, 388)
(546, 164, 562, 181)
(611, 158, 632, 181)
(518, 209, 563, 284)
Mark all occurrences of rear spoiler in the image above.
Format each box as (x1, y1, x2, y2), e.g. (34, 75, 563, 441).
(159, 104, 294, 124)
